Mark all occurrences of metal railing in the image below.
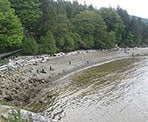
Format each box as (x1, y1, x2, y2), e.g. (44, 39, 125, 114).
(0, 49, 22, 59)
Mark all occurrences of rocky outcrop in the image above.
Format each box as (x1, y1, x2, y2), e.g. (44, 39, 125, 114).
(0, 69, 49, 106)
(0, 105, 51, 122)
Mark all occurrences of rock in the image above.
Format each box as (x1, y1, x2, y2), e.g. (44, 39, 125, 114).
(41, 79, 45, 83)
(0, 90, 2, 95)
(4, 95, 14, 101)
(11, 89, 17, 94)
(47, 95, 52, 99)
(1, 84, 5, 89)
(40, 68, 47, 73)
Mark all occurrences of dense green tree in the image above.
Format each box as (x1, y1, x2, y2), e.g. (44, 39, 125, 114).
(9, 0, 42, 33)
(39, 0, 57, 36)
(105, 31, 116, 48)
(70, 33, 82, 50)
(62, 34, 75, 52)
(22, 36, 38, 55)
(116, 7, 132, 47)
(39, 0, 74, 52)
(129, 17, 142, 46)
(65, 1, 86, 20)
(39, 31, 57, 54)
(0, 0, 23, 53)
(116, 7, 147, 47)
(53, 13, 73, 51)
(99, 7, 125, 46)
(117, 6, 130, 28)
(1, 0, 148, 54)
(142, 23, 148, 46)
(73, 10, 112, 49)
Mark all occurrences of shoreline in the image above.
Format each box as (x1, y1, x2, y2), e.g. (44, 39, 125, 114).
(0, 48, 148, 107)
(1, 48, 148, 121)
(47, 56, 131, 86)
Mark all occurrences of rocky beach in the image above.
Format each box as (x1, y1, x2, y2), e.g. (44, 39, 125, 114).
(0, 48, 148, 121)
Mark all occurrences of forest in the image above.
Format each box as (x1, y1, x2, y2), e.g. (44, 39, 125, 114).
(0, 0, 148, 54)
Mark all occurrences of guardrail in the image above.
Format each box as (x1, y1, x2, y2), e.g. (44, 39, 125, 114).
(0, 65, 8, 71)
(0, 49, 22, 59)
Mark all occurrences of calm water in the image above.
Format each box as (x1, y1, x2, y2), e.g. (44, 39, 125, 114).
(43, 57, 148, 122)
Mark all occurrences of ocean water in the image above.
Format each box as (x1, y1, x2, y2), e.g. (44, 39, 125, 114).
(44, 57, 148, 122)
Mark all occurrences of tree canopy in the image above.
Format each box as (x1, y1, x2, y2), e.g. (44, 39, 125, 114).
(73, 10, 112, 49)
(0, 0, 23, 53)
(0, 0, 148, 54)
(99, 7, 125, 46)
(9, 0, 42, 33)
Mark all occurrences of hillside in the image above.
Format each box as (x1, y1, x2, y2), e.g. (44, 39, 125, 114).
(130, 15, 148, 23)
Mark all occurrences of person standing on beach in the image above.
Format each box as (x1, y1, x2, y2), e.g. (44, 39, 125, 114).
(87, 61, 89, 64)
(69, 61, 71, 65)
(50, 65, 52, 71)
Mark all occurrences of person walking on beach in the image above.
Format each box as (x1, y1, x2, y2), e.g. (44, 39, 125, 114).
(87, 61, 89, 64)
(132, 52, 134, 56)
(50, 65, 52, 71)
(69, 61, 71, 65)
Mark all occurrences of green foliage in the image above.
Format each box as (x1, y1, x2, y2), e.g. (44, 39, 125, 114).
(117, 7, 131, 47)
(62, 34, 75, 52)
(53, 13, 73, 51)
(73, 10, 109, 49)
(22, 36, 38, 55)
(0, 109, 33, 122)
(39, 31, 57, 54)
(129, 17, 143, 46)
(0, 0, 23, 53)
(39, 0, 57, 36)
(0, 101, 14, 106)
(65, 0, 87, 19)
(1, 0, 148, 54)
(105, 31, 116, 49)
(0, 59, 8, 66)
(70, 33, 82, 50)
(53, 14, 72, 38)
(10, 0, 42, 32)
(99, 7, 125, 45)
(0, 0, 12, 13)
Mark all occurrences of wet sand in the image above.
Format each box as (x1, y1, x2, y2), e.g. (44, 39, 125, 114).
(0, 48, 148, 121)
(0, 48, 148, 106)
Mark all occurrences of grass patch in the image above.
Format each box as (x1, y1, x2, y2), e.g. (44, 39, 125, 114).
(72, 58, 140, 86)
(0, 102, 14, 106)
(0, 60, 8, 66)
(0, 109, 33, 122)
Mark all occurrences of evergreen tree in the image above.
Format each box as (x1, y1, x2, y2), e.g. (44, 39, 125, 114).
(39, 31, 57, 54)
(9, 0, 42, 33)
(1, 0, 147, 54)
(39, 0, 57, 36)
(65, 0, 87, 20)
(99, 7, 125, 46)
(129, 17, 142, 46)
(62, 34, 75, 52)
(73, 10, 110, 49)
(53, 13, 73, 51)
(70, 33, 82, 50)
(0, 0, 23, 52)
(22, 36, 38, 55)
(117, 6, 131, 47)
(142, 23, 148, 46)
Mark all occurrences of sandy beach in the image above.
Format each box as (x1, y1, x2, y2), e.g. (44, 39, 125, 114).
(0, 48, 148, 107)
